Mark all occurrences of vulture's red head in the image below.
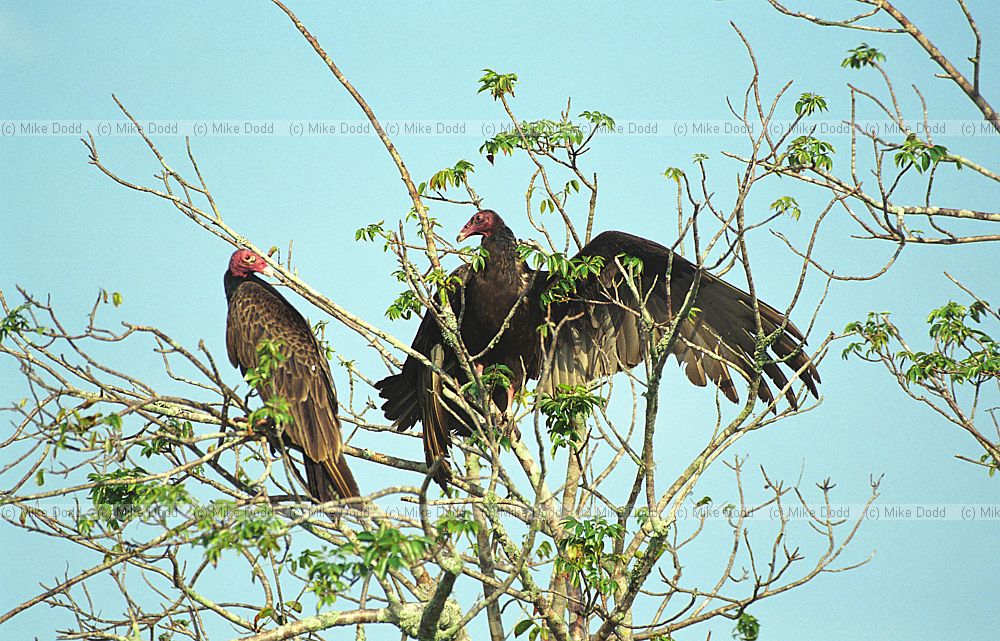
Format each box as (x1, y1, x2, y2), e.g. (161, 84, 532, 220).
(457, 209, 502, 243)
(228, 249, 274, 278)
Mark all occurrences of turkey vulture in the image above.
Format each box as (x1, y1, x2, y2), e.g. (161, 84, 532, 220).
(376, 210, 820, 484)
(225, 248, 359, 501)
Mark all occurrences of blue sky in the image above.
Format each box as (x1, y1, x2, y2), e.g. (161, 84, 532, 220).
(2, 2, 998, 640)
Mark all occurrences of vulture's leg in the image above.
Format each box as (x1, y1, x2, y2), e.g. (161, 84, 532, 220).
(234, 415, 284, 457)
(474, 362, 520, 439)
(500, 385, 521, 442)
(229, 416, 277, 432)
(234, 414, 277, 431)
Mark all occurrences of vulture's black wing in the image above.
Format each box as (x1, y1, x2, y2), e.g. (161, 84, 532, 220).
(534, 231, 819, 408)
(374, 264, 476, 485)
(226, 276, 359, 500)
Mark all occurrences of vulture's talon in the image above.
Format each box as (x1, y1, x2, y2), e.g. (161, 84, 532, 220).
(492, 406, 520, 442)
(504, 414, 521, 443)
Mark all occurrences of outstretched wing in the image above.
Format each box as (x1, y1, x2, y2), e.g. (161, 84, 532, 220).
(534, 231, 819, 408)
(227, 278, 358, 498)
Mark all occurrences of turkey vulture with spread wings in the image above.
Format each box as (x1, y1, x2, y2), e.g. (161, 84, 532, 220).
(376, 210, 819, 484)
(225, 248, 359, 501)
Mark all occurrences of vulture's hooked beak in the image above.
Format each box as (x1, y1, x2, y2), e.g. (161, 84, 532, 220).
(260, 263, 275, 278)
(456, 226, 472, 243)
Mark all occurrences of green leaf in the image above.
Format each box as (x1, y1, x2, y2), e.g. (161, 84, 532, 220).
(786, 135, 835, 171)
(385, 290, 422, 321)
(514, 620, 533, 637)
(893, 134, 949, 174)
(553, 516, 625, 594)
(462, 364, 515, 400)
(663, 167, 685, 182)
(539, 385, 606, 454)
(254, 607, 273, 629)
(733, 613, 761, 641)
(1, 304, 34, 343)
(355, 221, 385, 242)
(579, 110, 617, 133)
(478, 69, 518, 99)
(794, 92, 828, 116)
(428, 159, 475, 192)
(842, 43, 886, 69)
(770, 196, 802, 220)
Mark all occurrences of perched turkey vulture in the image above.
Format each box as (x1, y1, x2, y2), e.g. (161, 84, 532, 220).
(376, 210, 820, 484)
(225, 248, 359, 501)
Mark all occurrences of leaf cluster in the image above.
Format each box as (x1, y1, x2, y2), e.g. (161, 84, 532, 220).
(794, 92, 828, 116)
(539, 384, 605, 454)
(480, 112, 615, 162)
(427, 159, 475, 193)
(1, 303, 43, 342)
(785, 135, 835, 171)
(478, 69, 518, 99)
(841, 43, 886, 69)
(770, 196, 802, 221)
(554, 516, 626, 596)
(844, 301, 997, 386)
(517, 245, 607, 307)
(893, 133, 951, 174)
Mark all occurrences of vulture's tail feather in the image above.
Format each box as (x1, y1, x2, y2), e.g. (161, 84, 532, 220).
(305, 454, 360, 502)
(421, 344, 454, 492)
(374, 373, 420, 432)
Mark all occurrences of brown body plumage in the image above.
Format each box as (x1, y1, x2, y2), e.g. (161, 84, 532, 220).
(225, 249, 359, 501)
(375, 221, 534, 484)
(376, 210, 820, 485)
